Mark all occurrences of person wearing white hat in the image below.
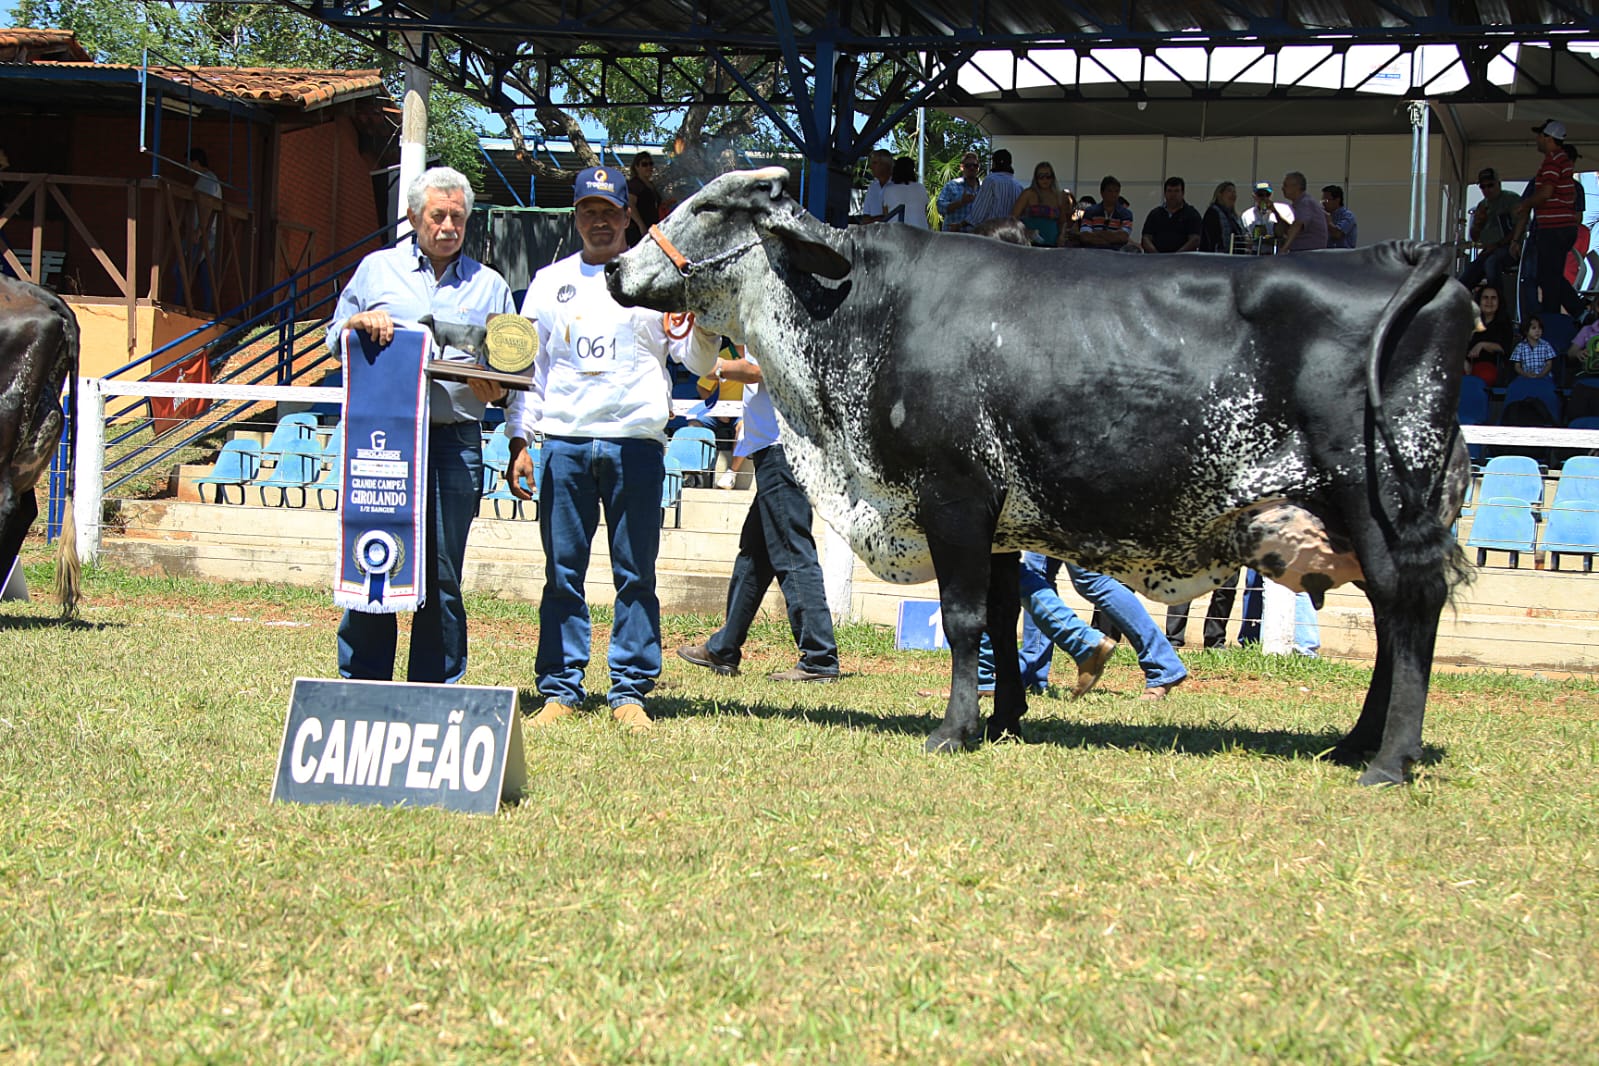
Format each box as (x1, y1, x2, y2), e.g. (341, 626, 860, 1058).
(1511, 118, 1585, 318)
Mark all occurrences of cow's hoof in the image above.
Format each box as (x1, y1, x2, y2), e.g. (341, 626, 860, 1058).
(985, 718, 1023, 743)
(924, 733, 975, 754)
(1357, 763, 1408, 787)
(1325, 741, 1371, 768)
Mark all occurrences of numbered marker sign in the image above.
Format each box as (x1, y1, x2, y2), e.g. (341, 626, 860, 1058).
(272, 678, 525, 815)
(896, 599, 948, 651)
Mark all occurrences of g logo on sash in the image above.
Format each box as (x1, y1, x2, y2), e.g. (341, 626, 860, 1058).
(485, 314, 538, 374)
(354, 529, 405, 604)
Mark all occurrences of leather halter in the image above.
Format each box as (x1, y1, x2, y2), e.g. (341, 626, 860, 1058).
(646, 224, 759, 276)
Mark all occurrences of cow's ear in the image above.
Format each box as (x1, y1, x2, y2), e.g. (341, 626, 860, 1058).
(759, 208, 852, 280)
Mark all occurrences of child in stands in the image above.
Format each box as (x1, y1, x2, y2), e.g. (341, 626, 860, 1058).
(1510, 315, 1557, 379)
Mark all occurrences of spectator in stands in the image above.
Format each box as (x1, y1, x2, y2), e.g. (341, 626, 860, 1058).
(882, 156, 930, 229)
(1467, 285, 1514, 386)
(1241, 181, 1290, 254)
(1140, 176, 1202, 254)
(1510, 314, 1558, 379)
(506, 167, 721, 731)
(937, 151, 984, 232)
(676, 347, 841, 684)
(1460, 168, 1522, 292)
(1077, 175, 1135, 249)
(1280, 171, 1328, 253)
(1511, 120, 1585, 318)
(1199, 181, 1245, 254)
(1010, 161, 1073, 247)
(327, 166, 515, 686)
(966, 148, 1024, 228)
(624, 151, 661, 247)
(1322, 185, 1358, 248)
(860, 149, 895, 223)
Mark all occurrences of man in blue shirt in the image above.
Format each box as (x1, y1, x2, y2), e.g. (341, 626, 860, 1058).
(936, 151, 983, 232)
(1077, 175, 1135, 249)
(1322, 184, 1358, 248)
(326, 166, 515, 685)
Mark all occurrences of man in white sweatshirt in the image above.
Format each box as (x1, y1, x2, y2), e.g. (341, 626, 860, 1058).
(507, 167, 720, 730)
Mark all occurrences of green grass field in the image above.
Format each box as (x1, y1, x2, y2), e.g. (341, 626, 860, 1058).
(3, 555, 1597, 1063)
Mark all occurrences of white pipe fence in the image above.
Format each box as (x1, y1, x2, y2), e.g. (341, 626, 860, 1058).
(71, 378, 1599, 645)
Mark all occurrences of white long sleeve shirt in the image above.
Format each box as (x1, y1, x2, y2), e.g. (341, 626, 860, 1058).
(506, 252, 719, 444)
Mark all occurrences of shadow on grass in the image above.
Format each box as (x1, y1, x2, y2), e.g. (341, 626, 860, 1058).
(0, 613, 120, 632)
(644, 693, 1446, 768)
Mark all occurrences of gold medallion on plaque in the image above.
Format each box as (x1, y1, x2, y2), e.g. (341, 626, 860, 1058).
(485, 314, 538, 374)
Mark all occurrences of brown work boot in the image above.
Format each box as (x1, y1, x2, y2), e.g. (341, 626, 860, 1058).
(530, 701, 576, 726)
(1143, 676, 1187, 700)
(1070, 637, 1117, 699)
(611, 702, 654, 732)
(677, 642, 739, 677)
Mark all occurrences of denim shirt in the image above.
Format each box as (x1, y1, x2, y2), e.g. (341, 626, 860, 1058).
(327, 240, 515, 424)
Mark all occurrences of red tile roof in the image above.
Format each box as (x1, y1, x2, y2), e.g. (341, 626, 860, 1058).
(5, 29, 385, 110)
(0, 28, 92, 63)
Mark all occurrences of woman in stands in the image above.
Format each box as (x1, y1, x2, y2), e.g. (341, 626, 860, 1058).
(1010, 161, 1073, 247)
(881, 156, 930, 229)
(1468, 284, 1515, 386)
(1199, 181, 1246, 254)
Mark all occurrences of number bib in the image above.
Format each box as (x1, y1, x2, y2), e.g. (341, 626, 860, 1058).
(566, 311, 636, 376)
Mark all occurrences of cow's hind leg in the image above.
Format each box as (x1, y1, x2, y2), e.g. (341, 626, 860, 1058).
(1331, 499, 1456, 785)
(0, 490, 39, 592)
(984, 551, 1027, 742)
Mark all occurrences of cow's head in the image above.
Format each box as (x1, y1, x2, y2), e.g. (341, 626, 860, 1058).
(605, 167, 851, 335)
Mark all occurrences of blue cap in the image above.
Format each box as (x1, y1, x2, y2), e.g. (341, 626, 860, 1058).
(574, 166, 627, 208)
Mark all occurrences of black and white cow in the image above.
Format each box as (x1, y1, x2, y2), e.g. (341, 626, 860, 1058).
(0, 274, 81, 616)
(607, 168, 1473, 785)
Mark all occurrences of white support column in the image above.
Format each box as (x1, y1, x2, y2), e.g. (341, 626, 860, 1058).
(74, 376, 106, 566)
(1259, 576, 1296, 655)
(821, 525, 855, 624)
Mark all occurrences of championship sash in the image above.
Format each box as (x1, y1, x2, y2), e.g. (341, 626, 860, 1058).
(335, 326, 431, 613)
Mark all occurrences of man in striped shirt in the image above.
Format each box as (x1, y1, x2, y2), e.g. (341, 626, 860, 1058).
(965, 148, 1024, 228)
(1511, 118, 1585, 318)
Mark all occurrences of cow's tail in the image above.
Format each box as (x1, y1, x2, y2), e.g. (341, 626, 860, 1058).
(1364, 241, 1470, 597)
(53, 299, 82, 619)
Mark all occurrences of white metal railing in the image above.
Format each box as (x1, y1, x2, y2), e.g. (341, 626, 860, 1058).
(69, 378, 1599, 644)
(72, 377, 743, 564)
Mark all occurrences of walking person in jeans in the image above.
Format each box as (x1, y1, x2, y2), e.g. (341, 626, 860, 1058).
(676, 348, 840, 683)
(1511, 119, 1586, 318)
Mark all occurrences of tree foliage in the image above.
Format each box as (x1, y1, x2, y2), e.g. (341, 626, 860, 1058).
(13, 0, 485, 179)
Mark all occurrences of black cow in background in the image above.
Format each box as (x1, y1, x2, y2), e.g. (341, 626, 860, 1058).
(608, 168, 1475, 786)
(1, 274, 81, 616)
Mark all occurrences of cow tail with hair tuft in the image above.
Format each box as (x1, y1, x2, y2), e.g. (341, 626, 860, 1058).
(1363, 240, 1469, 598)
(53, 299, 82, 619)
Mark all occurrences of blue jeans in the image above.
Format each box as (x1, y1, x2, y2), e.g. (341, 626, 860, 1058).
(977, 552, 1105, 691)
(338, 420, 483, 684)
(707, 445, 838, 673)
(1534, 226, 1583, 317)
(1458, 245, 1514, 293)
(1066, 564, 1186, 689)
(536, 436, 665, 708)
(1294, 591, 1322, 656)
(1238, 569, 1264, 645)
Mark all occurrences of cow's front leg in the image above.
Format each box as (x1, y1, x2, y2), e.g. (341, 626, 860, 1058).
(923, 532, 996, 754)
(985, 551, 1027, 741)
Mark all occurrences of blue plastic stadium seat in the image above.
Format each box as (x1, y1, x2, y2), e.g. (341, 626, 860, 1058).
(255, 439, 322, 507)
(666, 433, 716, 487)
(314, 438, 342, 511)
(1501, 375, 1561, 425)
(193, 439, 262, 504)
(1466, 496, 1538, 567)
(661, 455, 685, 527)
(1554, 456, 1599, 508)
(262, 413, 318, 459)
(1477, 455, 1544, 510)
(1542, 500, 1599, 573)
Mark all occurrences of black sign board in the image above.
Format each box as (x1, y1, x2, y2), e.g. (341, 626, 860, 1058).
(272, 678, 525, 814)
